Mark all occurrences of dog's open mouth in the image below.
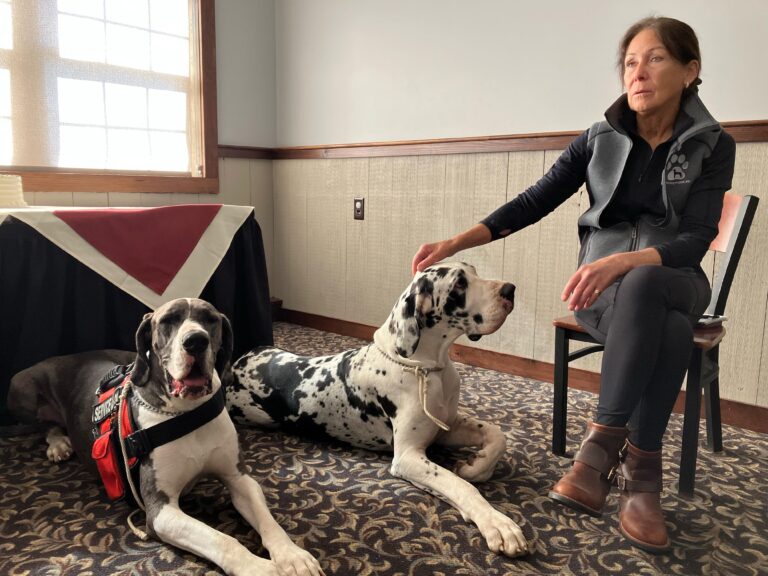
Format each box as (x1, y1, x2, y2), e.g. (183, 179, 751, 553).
(167, 360, 212, 400)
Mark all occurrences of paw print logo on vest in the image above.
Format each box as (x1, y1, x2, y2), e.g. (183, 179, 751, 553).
(667, 153, 689, 182)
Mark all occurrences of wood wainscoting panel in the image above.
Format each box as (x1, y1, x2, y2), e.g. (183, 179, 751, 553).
(721, 143, 768, 405)
(499, 151, 546, 360)
(531, 151, 585, 366)
(249, 159, 275, 281)
(453, 153, 509, 352)
(218, 158, 252, 206)
(306, 159, 348, 320)
(342, 158, 375, 325)
(355, 157, 408, 327)
(273, 159, 311, 312)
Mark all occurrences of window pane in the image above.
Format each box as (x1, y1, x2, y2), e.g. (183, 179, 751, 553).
(106, 83, 147, 128)
(148, 89, 185, 131)
(151, 33, 188, 76)
(0, 68, 10, 116)
(150, 131, 187, 171)
(7, 0, 206, 178)
(58, 78, 105, 125)
(58, 14, 106, 63)
(59, 126, 106, 168)
(150, 0, 188, 37)
(106, 23, 150, 70)
(0, 3, 12, 50)
(58, 0, 103, 19)
(106, 0, 148, 28)
(108, 128, 150, 169)
(0, 118, 12, 165)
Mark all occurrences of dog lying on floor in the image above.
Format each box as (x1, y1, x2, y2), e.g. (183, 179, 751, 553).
(8, 298, 323, 576)
(228, 262, 530, 558)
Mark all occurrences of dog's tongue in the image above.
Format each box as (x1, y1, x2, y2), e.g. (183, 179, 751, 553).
(171, 376, 208, 397)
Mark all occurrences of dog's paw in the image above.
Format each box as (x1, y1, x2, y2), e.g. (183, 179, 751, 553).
(270, 542, 325, 576)
(456, 450, 514, 483)
(46, 435, 73, 462)
(476, 508, 530, 558)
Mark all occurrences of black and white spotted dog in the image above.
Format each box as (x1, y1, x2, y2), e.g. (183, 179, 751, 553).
(228, 262, 529, 557)
(8, 298, 323, 576)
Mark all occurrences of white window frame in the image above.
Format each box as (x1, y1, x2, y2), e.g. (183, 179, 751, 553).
(0, 0, 218, 194)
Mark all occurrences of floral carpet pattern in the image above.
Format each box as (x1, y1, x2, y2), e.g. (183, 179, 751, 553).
(1, 322, 767, 575)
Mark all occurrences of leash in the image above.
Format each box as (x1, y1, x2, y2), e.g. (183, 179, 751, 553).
(403, 365, 451, 431)
(116, 380, 149, 540)
(373, 345, 450, 432)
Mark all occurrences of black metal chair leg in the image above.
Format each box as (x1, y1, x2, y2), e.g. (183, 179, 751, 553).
(679, 348, 704, 497)
(552, 327, 569, 456)
(704, 346, 723, 452)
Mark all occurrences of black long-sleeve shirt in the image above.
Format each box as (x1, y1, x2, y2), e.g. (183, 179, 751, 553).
(481, 108, 735, 269)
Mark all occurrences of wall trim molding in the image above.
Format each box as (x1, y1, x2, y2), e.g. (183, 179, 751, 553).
(279, 308, 768, 435)
(218, 145, 275, 160)
(219, 120, 768, 160)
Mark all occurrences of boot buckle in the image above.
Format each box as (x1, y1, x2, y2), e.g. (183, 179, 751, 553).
(618, 439, 629, 461)
(616, 474, 626, 491)
(607, 464, 619, 483)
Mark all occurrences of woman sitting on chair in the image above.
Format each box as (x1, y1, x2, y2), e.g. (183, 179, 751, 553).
(411, 16, 735, 552)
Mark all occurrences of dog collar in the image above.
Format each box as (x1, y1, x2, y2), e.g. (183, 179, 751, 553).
(372, 344, 450, 432)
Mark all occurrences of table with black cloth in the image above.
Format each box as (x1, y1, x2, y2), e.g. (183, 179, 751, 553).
(0, 205, 273, 425)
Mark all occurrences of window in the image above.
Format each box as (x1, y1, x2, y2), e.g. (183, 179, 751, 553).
(0, 0, 217, 193)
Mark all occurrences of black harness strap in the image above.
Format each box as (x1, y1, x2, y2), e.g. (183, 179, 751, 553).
(123, 386, 226, 460)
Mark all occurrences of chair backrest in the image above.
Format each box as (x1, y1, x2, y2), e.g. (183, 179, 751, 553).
(707, 193, 760, 316)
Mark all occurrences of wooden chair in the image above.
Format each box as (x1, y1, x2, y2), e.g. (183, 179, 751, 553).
(551, 193, 759, 497)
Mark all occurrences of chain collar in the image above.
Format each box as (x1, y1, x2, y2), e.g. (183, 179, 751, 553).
(373, 345, 450, 431)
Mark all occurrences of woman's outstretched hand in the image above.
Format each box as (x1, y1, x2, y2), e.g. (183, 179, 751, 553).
(411, 240, 455, 275)
(411, 224, 493, 276)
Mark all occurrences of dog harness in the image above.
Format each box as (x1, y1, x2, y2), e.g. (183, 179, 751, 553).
(91, 363, 226, 505)
(91, 364, 140, 503)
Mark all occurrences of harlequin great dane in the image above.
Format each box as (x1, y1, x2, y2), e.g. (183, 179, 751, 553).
(228, 262, 529, 558)
(8, 298, 323, 576)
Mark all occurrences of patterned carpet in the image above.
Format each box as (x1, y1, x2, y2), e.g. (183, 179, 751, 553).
(1, 322, 767, 576)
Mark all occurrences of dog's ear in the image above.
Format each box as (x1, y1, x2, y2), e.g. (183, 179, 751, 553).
(131, 312, 153, 387)
(393, 275, 434, 358)
(215, 313, 234, 382)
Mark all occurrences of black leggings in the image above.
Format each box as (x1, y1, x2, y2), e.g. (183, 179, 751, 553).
(586, 266, 711, 451)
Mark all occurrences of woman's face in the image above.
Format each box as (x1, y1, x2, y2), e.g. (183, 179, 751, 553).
(623, 28, 698, 117)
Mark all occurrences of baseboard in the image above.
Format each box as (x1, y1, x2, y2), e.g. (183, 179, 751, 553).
(278, 308, 768, 435)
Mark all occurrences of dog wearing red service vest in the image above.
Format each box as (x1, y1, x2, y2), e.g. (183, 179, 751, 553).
(8, 298, 323, 576)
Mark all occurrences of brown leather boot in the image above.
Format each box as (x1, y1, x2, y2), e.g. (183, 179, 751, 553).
(549, 422, 628, 517)
(617, 442, 670, 553)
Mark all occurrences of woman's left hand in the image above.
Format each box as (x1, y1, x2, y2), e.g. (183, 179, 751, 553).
(562, 248, 662, 311)
(561, 255, 627, 311)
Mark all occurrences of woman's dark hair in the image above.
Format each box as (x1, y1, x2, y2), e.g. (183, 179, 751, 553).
(618, 16, 702, 94)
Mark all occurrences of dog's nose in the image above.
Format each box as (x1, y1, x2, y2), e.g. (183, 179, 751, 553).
(499, 283, 516, 304)
(182, 330, 210, 355)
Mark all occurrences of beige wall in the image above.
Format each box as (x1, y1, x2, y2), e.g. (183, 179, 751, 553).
(270, 144, 768, 409)
(275, 0, 768, 146)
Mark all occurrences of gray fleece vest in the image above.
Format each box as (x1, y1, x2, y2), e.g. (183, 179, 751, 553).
(574, 94, 723, 334)
(577, 94, 723, 267)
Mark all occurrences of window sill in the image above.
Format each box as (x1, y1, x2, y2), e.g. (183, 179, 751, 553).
(0, 171, 219, 194)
